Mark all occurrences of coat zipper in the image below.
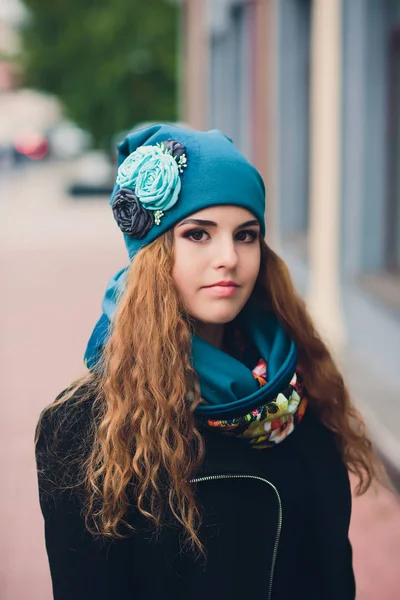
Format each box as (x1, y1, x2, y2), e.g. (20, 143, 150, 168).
(190, 474, 282, 600)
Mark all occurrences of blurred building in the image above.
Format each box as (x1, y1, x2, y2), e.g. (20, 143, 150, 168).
(0, 0, 26, 91)
(0, 0, 63, 162)
(181, 0, 400, 386)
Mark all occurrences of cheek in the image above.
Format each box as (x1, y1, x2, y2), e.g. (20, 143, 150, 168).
(172, 242, 200, 298)
(171, 259, 186, 298)
(241, 248, 261, 286)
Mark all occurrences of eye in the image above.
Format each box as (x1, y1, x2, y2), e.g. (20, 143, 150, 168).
(183, 228, 210, 242)
(235, 230, 258, 243)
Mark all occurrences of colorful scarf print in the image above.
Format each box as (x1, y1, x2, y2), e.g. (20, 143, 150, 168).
(204, 359, 308, 450)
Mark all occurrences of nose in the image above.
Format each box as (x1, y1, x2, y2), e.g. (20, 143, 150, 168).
(212, 238, 239, 271)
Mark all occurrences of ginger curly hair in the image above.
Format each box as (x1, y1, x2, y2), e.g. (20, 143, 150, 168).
(36, 231, 383, 557)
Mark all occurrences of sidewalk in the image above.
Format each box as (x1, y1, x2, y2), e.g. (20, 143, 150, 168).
(343, 349, 400, 597)
(350, 479, 400, 599)
(342, 349, 400, 493)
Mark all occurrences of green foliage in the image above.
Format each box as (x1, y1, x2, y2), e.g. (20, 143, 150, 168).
(20, 0, 179, 148)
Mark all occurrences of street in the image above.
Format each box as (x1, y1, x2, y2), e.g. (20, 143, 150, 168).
(1, 160, 399, 599)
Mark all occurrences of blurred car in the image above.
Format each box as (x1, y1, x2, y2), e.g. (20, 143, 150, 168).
(12, 129, 50, 162)
(0, 88, 61, 167)
(67, 150, 114, 197)
(47, 120, 91, 160)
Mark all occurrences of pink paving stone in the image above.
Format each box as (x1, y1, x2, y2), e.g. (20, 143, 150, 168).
(350, 478, 400, 599)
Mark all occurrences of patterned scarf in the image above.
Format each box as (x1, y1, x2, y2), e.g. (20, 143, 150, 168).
(200, 332, 308, 450)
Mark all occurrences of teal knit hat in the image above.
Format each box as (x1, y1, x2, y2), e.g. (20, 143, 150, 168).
(110, 123, 266, 260)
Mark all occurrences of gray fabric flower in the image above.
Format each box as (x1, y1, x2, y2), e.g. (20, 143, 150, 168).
(163, 139, 186, 161)
(112, 188, 154, 238)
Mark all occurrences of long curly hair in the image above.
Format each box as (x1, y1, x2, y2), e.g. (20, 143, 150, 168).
(35, 231, 383, 557)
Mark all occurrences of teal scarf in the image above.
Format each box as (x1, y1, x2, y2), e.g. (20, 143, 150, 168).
(191, 306, 297, 419)
(190, 308, 307, 449)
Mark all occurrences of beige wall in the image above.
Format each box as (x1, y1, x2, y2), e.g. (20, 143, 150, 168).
(307, 0, 346, 353)
(182, 0, 209, 130)
(252, 0, 279, 248)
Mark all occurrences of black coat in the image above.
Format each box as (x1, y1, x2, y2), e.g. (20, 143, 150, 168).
(36, 390, 355, 600)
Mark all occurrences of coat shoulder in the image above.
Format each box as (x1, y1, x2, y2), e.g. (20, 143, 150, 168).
(35, 382, 97, 504)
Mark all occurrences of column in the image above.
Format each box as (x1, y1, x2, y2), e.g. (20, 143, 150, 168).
(252, 0, 280, 249)
(182, 0, 210, 130)
(307, 0, 346, 354)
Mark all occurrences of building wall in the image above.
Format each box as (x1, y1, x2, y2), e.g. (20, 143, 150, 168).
(277, 0, 311, 236)
(278, 0, 400, 374)
(182, 0, 400, 377)
(208, 1, 252, 156)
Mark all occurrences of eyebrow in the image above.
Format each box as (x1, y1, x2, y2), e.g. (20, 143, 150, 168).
(178, 218, 260, 228)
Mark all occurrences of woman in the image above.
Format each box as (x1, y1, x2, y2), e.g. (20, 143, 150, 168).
(36, 123, 378, 600)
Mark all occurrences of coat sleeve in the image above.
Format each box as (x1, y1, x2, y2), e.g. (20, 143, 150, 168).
(35, 398, 133, 600)
(304, 413, 356, 600)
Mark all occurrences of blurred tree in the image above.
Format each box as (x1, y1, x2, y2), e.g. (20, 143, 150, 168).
(20, 0, 179, 148)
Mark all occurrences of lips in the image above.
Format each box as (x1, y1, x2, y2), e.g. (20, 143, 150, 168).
(204, 281, 240, 288)
(202, 281, 241, 297)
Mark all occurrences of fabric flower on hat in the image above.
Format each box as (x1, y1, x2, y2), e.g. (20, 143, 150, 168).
(162, 140, 187, 164)
(114, 140, 187, 234)
(116, 145, 158, 189)
(112, 188, 154, 239)
(135, 149, 181, 212)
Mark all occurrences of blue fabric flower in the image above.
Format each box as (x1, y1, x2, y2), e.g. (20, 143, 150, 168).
(116, 144, 182, 213)
(116, 146, 156, 188)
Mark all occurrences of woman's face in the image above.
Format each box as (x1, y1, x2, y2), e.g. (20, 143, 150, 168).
(172, 206, 261, 325)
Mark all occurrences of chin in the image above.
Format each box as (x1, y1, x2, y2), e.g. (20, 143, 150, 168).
(196, 305, 243, 325)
